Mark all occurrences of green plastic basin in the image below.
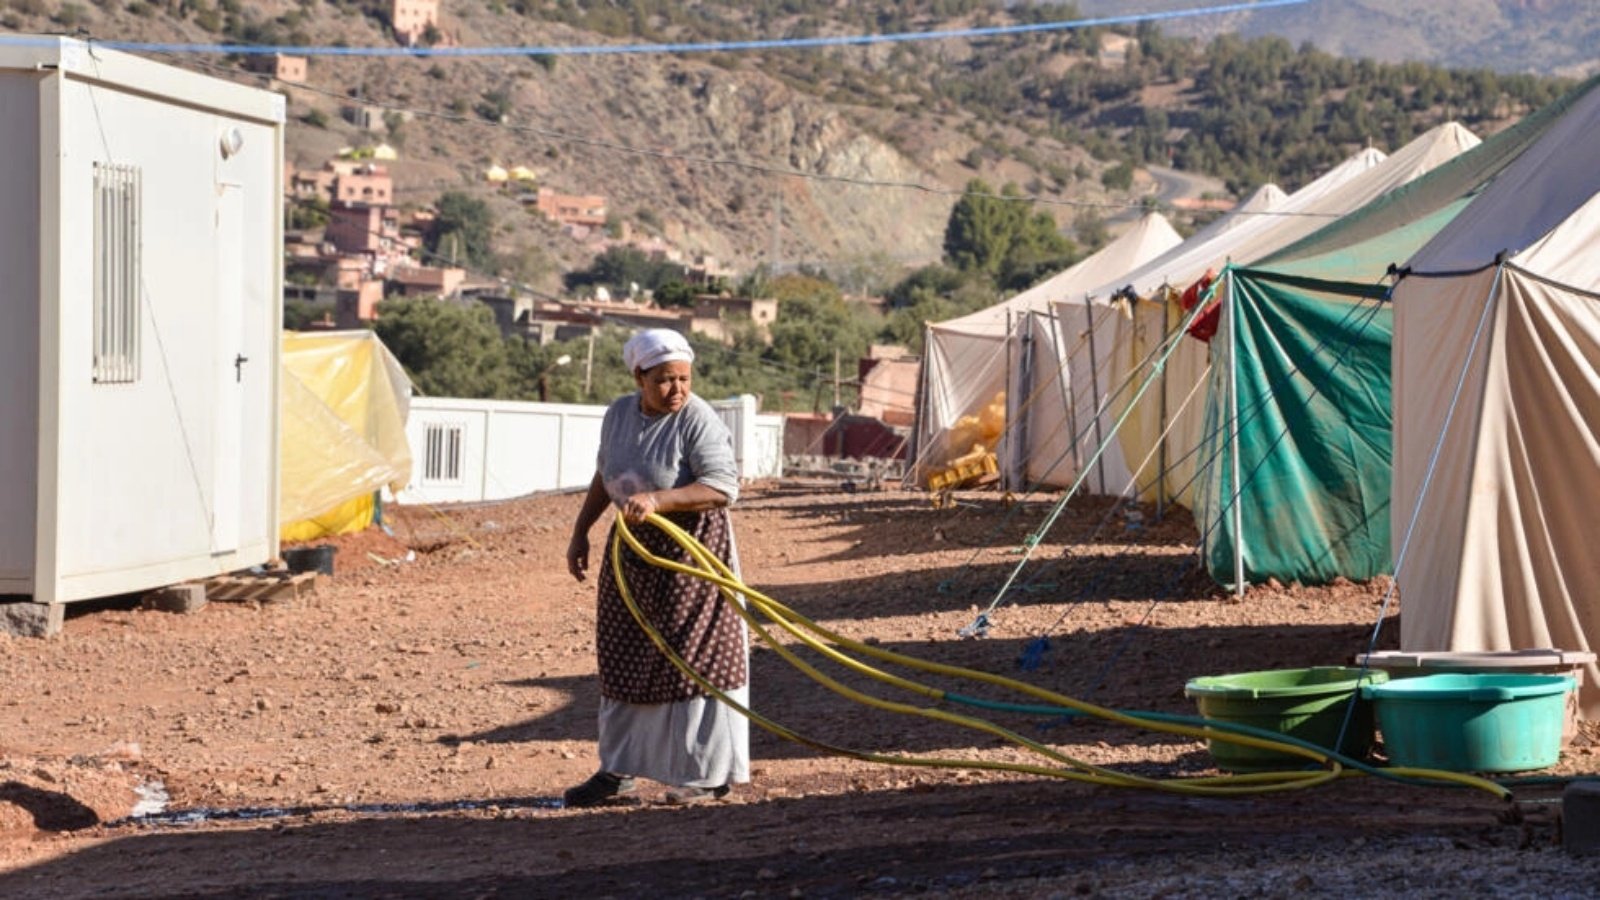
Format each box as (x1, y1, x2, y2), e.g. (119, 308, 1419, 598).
(1184, 666, 1389, 772)
(1362, 673, 1575, 772)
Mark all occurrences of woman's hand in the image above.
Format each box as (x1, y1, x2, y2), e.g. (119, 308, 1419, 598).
(566, 532, 590, 582)
(621, 491, 660, 525)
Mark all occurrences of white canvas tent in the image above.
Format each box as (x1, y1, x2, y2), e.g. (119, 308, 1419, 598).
(914, 212, 1182, 482)
(0, 40, 283, 632)
(1019, 124, 1480, 497)
(1391, 77, 1600, 716)
(1014, 149, 1382, 492)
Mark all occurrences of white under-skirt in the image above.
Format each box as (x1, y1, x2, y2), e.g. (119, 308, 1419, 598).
(598, 680, 750, 788)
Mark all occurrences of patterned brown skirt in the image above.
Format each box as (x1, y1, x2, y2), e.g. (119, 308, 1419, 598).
(595, 508, 748, 704)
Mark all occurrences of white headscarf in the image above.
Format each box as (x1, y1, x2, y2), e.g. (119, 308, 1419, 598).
(622, 328, 695, 374)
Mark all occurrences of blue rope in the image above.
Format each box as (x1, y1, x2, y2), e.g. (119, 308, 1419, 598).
(22, 1, 1312, 58)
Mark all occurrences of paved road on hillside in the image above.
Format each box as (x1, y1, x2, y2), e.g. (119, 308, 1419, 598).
(1107, 164, 1228, 228)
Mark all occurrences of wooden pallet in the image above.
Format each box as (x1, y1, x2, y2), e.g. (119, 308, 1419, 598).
(203, 571, 319, 603)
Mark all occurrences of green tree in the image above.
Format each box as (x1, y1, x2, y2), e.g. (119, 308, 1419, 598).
(374, 298, 509, 398)
(287, 195, 329, 230)
(766, 285, 879, 406)
(425, 192, 494, 271)
(564, 245, 680, 295)
(654, 280, 696, 308)
(1100, 161, 1135, 191)
(942, 180, 1071, 287)
(943, 179, 1026, 276)
(282, 299, 320, 331)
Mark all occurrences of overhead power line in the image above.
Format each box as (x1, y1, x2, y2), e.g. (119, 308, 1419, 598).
(192, 57, 1343, 221)
(22, 1, 1312, 58)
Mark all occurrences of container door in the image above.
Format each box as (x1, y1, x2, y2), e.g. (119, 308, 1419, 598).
(211, 180, 243, 554)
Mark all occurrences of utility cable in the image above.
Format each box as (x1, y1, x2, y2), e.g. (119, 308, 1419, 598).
(185, 48, 1346, 221)
(51, 1, 1314, 58)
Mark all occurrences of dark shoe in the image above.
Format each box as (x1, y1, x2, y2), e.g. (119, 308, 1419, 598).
(663, 784, 730, 805)
(562, 771, 636, 808)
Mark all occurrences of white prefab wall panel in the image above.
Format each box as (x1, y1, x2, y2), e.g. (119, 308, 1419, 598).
(750, 415, 785, 482)
(399, 399, 608, 505)
(398, 396, 778, 506)
(0, 39, 284, 605)
(51, 80, 279, 594)
(0, 72, 39, 589)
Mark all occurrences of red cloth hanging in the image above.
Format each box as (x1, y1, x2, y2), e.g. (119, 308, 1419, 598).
(1180, 269, 1220, 342)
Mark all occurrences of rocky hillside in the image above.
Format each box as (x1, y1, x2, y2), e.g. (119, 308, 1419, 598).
(1070, 0, 1600, 78)
(3, 1, 1575, 293)
(1, 1, 1155, 292)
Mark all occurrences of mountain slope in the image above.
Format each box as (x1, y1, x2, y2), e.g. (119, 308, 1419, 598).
(1069, 0, 1600, 77)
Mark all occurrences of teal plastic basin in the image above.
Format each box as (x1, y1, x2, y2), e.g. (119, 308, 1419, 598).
(1184, 667, 1388, 772)
(1362, 673, 1575, 773)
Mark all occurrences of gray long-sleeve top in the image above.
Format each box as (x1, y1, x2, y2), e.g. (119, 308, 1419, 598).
(597, 393, 741, 506)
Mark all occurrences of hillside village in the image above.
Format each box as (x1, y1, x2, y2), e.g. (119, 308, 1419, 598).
(267, 0, 928, 460)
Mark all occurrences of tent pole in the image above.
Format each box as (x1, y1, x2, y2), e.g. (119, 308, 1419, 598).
(1226, 270, 1244, 599)
(1003, 309, 1013, 490)
(1047, 306, 1080, 483)
(907, 324, 928, 487)
(1011, 313, 1035, 493)
(1084, 294, 1107, 495)
(1157, 289, 1173, 520)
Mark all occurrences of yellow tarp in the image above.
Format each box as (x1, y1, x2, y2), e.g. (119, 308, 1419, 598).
(280, 331, 413, 541)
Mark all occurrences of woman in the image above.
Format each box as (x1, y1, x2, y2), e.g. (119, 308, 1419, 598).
(564, 328, 750, 807)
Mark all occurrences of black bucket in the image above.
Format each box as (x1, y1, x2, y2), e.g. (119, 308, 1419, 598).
(283, 544, 337, 576)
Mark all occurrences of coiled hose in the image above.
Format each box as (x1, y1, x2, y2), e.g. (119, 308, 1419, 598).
(610, 513, 1510, 800)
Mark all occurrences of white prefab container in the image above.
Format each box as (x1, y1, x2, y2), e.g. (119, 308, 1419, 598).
(398, 395, 781, 506)
(399, 398, 608, 505)
(0, 39, 284, 606)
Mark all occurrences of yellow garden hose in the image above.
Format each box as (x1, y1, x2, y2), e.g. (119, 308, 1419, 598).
(611, 513, 1510, 800)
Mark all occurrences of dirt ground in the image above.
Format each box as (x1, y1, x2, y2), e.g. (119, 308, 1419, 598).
(2, 485, 1598, 898)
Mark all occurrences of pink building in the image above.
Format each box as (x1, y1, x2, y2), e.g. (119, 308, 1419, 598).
(249, 53, 307, 84)
(336, 281, 387, 327)
(390, 0, 440, 46)
(535, 186, 607, 227)
(693, 295, 777, 328)
(326, 204, 401, 256)
(858, 345, 918, 426)
(334, 166, 393, 206)
(389, 265, 466, 298)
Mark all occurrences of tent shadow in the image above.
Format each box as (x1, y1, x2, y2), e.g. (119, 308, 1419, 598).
(757, 549, 1217, 624)
(741, 493, 1199, 566)
(0, 774, 1513, 899)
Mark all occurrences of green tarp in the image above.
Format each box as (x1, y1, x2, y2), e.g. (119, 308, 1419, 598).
(1197, 269, 1393, 587)
(1186, 75, 1600, 589)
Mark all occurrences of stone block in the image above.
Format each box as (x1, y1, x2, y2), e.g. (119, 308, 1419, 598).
(0, 600, 64, 638)
(142, 584, 209, 615)
(1563, 781, 1600, 855)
